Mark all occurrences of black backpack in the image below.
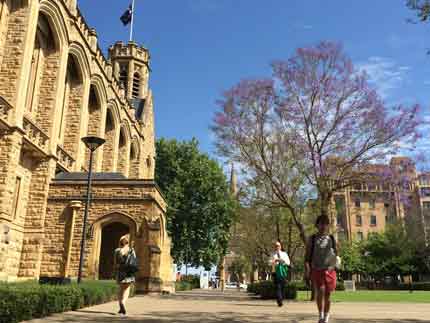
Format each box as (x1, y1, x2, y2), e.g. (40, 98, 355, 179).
(124, 248, 139, 274)
(307, 234, 337, 263)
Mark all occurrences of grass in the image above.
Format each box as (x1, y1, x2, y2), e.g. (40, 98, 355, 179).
(297, 290, 430, 303)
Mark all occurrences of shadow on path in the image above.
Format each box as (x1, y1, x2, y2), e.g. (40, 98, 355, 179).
(27, 310, 430, 323)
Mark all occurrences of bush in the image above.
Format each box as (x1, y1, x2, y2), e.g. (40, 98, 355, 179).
(175, 281, 193, 291)
(394, 282, 430, 291)
(336, 280, 345, 291)
(180, 275, 200, 288)
(0, 280, 121, 323)
(355, 281, 430, 291)
(245, 280, 297, 300)
(279, 280, 344, 291)
(246, 282, 258, 294)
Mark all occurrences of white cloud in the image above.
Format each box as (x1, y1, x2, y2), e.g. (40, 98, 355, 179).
(290, 23, 314, 31)
(398, 66, 411, 71)
(188, 0, 220, 12)
(357, 56, 410, 99)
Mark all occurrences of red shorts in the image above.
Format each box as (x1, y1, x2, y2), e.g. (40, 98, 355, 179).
(311, 269, 337, 292)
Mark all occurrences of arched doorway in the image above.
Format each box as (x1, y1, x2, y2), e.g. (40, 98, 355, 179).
(87, 212, 137, 279)
(98, 221, 129, 279)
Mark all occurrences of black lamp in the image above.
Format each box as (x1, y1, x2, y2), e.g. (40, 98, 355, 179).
(77, 136, 105, 283)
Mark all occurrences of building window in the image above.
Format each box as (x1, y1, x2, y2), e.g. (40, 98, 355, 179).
(384, 202, 390, 208)
(421, 188, 430, 197)
(356, 214, 362, 226)
(119, 64, 128, 94)
(369, 199, 376, 209)
(370, 215, 377, 226)
(423, 202, 430, 209)
(357, 231, 364, 241)
(25, 35, 42, 113)
(336, 214, 343, 227)
(368, 183, 377, 191)
(12, 177, 21, 220)
(132, 72, 140, 98)
(355, 199, 360, 208)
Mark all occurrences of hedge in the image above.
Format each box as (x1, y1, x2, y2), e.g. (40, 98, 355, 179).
(175, 274, 200, 291)
(356, 281, 430, 291)
(247, 279, 345, 298)
(179, 275, 200, 288)
(175, 281, 193, 291)
(401, 282, 430, 291)
(246, 280, 297, 300)
(290, 280, 345, 291)
(0, 280, 126, 323)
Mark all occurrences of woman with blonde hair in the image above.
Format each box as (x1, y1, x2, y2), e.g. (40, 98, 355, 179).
(113, 234, 137, 315)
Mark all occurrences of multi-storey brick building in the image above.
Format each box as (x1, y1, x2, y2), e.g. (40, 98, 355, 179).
(0, 0, 173, 293)
(418, 173, 430, 243)
(334, 157, 428, 244)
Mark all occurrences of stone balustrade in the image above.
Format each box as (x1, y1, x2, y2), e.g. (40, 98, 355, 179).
(0, 96, 12, 122)
(56, 145, 75, 171)
(22, 116, 49, 151)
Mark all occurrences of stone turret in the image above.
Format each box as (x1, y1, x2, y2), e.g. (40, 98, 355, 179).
(108, 41, 150, 103)
(108, 41, 155, 179)
(230, 164, 238, 197)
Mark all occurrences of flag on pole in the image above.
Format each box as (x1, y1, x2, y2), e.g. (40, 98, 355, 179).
(120, 4, 133, 26)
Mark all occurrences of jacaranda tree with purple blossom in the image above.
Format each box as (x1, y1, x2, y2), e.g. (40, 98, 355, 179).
(212, 41, 422, 243)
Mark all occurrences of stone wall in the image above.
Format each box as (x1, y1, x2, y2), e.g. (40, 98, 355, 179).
(0, 0, 171, 286)
(42, 179, 173, 293)
(0, 2, 29, 106)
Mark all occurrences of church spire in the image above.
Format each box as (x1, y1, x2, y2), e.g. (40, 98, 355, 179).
(230, 163, 237, 196)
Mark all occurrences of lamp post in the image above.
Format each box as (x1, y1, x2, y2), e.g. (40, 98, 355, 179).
(77, 136, 105, 284)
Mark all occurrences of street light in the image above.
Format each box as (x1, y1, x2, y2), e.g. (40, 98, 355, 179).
(77, 136, 105, 284)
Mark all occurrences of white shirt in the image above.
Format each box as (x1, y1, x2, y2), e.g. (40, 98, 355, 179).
(270, 250, 291, 272)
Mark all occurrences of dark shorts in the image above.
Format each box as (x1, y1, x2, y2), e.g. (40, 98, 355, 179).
(311, 269, 336, 292)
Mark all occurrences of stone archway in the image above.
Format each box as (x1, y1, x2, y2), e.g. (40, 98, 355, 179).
(87, 212, 137, 279)
(98, 221, 129, 279)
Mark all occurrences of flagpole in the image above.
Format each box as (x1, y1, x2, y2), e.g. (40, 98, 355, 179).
(130, 0, 135, 42)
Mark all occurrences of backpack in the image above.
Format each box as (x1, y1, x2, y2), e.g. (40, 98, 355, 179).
(307, 234, 339, 268)
(124, 248, 139, 274)
(275, 263, 289, 280)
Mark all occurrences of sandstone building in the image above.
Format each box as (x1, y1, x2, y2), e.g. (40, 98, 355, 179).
(334, 157, 429, 244)
(0, 0, 173, 293)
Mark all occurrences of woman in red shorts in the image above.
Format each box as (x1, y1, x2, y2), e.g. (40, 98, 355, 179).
(304, 215, 338, 323)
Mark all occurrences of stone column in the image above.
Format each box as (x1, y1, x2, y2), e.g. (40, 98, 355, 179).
(18, 157, 56, 278)
(62, 200, 82, 277)
(135, 218, 162, 294)
(0, 130, 22, 219)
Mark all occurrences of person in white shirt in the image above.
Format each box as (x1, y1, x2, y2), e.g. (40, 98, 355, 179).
(270, 240, 291, 307)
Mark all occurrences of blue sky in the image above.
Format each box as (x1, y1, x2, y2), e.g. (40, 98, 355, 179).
(78, 0, 430, 160)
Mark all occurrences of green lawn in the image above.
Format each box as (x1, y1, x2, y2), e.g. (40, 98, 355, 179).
(297, 290, 430, 303)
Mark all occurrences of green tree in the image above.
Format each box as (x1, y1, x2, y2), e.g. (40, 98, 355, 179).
(407, 0, 430, 22)
(362, 222, 417, 279)
(155, 138, 236, 269)
(340, 241, 365, 278)
(228, 257, 251, 283)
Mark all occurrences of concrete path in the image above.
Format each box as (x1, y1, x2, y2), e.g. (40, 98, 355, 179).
(24, 289, 430, 323)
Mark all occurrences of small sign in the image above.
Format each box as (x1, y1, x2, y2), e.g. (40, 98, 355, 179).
(2, 225, 10, 244)
(344, 280, 356, 292)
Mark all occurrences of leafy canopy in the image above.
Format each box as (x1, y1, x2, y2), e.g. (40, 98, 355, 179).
(155, 138, 236, 269)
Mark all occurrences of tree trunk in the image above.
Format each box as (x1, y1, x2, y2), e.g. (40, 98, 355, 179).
(287, 219, 292, 255)
(290, 208, 307, 244)
(319, 189, 333, 221)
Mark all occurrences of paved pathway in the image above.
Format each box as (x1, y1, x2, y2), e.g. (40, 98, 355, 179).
(25, 289, 430, 323)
